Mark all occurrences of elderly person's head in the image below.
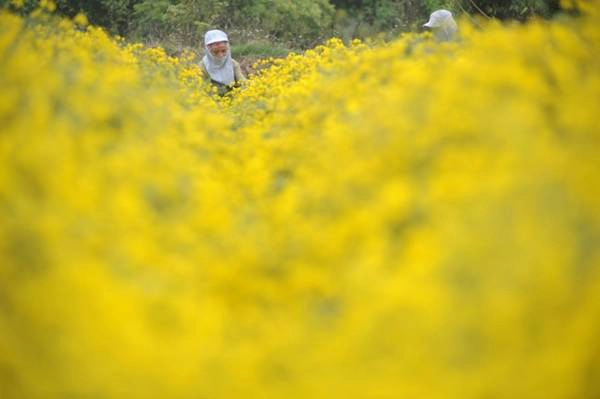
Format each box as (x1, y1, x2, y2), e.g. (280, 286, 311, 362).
(204, 29, 230, 60)
(423, 9, 458, 42)
(201, 29, 238, 89)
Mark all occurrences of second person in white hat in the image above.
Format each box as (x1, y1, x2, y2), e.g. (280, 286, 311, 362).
(423, 9, 458, 42)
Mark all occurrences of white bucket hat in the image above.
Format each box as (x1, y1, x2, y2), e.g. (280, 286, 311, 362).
(423, 9, 454, 28)
(204, 29, 229, 46)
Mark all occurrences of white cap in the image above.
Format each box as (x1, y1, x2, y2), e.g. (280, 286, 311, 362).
(423, 9, 453, 28)
(204, 30, 229, 46)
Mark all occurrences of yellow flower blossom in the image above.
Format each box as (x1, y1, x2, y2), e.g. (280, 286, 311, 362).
(73, 12, 88, 27)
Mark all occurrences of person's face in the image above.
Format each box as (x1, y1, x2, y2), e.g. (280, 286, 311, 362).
(208, 41, 229, 59)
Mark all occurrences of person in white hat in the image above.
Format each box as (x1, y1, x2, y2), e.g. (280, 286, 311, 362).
(423, 9, 458, 42)
(201, 29, 246, 96)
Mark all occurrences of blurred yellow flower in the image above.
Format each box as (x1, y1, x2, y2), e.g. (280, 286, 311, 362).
(73, 12, 88, 27)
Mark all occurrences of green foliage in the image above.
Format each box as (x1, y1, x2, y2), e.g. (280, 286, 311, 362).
(232, 41, 293, 58)
(332, 0, 429, 41)
(130, 0, 171, 37)
(0, 0, 564, 49)
(331, 0, 561, 33)
(421, 0, 455, 14)
(53, 0, 138, 34)
(132, 0, 224, 43)
(242, 0, 334, 44)
(332, 0, 406, 27)
(99, 0, 137, 34)
(129, 0, 333, 47)
(461, 0, 561, 19)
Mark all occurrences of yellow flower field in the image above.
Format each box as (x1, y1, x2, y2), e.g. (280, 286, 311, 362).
(1, 1, 599, 398)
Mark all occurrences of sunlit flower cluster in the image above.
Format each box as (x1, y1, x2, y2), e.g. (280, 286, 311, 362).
(1, 2, 599, 398)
